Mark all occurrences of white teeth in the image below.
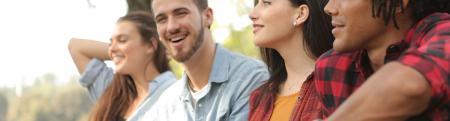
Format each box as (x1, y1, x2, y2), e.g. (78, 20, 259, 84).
(112, 55, 124, 61)
(169, 36, 185, 42)
(112, 55, 124, 58)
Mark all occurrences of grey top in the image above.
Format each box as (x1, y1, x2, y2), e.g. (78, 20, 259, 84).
(142, 44, 269, 121)
(79, 58, 177, 121)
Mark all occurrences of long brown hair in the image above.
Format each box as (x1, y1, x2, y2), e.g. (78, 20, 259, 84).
(254, 0, 334, 112)
(89, 11, 170, 121)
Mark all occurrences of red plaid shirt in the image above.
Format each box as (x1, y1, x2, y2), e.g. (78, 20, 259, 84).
(314, 12, 450, 121)
(249, 74, 322, 121)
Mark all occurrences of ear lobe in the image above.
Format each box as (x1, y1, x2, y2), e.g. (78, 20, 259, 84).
(294, 4, 309, 26)
(203, 7, 214, 28)
(146, 39, 158, 54)
(397, 0, 409, 13)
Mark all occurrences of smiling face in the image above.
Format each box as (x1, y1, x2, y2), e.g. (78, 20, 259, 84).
(109, 21, 153, 75)
(152, 0, 207, 62)
(249, 0, 298, 48)
(325, 0, 387, 52)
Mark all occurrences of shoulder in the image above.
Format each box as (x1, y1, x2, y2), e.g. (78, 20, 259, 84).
(149, 79, 184, 114)
(415, 12, 450, 32)
(228, 52, 268, 77)
(155, 71, 177, 87)
(160, 79, 184, 97)
(79, 58, 113, 86)
(249, 83, 269, 103)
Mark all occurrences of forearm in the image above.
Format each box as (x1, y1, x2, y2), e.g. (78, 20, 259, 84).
(327, 62, 432, 121)
(68, 38, 110, 73)
(69, 38, 110, 60)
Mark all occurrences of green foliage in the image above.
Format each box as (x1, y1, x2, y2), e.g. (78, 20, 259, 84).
(127, 0, 152, 13)
(3, 74, 92, 121)
(223, 25, 259, 58)
(0, 92, 7, 121)
(169, 59, 184, 78)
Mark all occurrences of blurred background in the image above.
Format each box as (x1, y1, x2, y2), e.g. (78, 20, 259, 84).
(0, 0, 259, 120)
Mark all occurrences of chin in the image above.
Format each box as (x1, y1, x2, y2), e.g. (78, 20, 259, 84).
(332, 40, 351, 53)
(333, 44, 361, 53)
(113, 67, 129, 75)
(253, 39, 272, 48)
(114, 70, 125, 75)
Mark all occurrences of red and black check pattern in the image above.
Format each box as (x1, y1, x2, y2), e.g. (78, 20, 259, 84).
(249, 75, 322, 121)
(314, 12, 450, 121)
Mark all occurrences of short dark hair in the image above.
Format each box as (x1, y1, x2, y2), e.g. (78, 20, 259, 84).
(372, 0, 450, 28)
(150, 0, 208, 13)
(192, 0, 208, 10)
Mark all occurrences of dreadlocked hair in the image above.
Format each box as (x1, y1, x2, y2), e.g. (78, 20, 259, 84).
(372, 0, 450, 29)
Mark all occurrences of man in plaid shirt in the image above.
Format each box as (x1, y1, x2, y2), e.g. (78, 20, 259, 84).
(314, 0, 449, 120)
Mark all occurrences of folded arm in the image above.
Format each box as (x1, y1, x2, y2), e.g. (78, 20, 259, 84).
(68, 38, 110, 74)
(327, 62, 432, 121)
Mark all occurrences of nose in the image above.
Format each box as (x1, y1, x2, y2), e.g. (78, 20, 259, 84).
(248, 5, 258, 22)
(324, 0, 337, 16)
(108, 41, 117, 57)
(167, 16, 181, 34)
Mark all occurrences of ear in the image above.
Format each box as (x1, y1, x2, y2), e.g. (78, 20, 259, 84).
(293, 4, 309, 27)
(146, 39, 158, 54)
(397, 0, 409, 13)
(202, 7, 214, 29)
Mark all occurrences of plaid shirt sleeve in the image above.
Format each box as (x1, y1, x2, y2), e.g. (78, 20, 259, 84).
(249, 83, 274, 121)
(314, 50, 365, 117)
(397, 13, 450, 114)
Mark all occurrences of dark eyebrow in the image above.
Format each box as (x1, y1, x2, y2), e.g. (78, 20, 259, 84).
(173, 7, 189, 13)
(155, 7, 189, 18)
(110, 34, 128, 42)
(155, 12, 165, 19)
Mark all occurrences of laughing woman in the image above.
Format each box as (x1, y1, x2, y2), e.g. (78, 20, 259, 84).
(68, 11, 176, 121)
(248, 0, 333, 120)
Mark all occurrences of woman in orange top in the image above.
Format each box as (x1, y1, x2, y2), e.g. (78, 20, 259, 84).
(248, 0, 333, 120)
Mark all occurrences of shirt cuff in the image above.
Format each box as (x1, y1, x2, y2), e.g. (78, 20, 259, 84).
(79, 58, 107, 87)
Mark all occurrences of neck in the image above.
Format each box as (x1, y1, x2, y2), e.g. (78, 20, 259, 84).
(366, 16, 413, 71)
(274, 32, 315, 95)
(130, 63, 160, 97)
(183, 30, 215, 92)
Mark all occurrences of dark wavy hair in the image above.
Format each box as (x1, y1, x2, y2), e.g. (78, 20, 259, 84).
(89, 11, 170, 121)
(254, 0, 334, 112)
(372, 0, 450, 28)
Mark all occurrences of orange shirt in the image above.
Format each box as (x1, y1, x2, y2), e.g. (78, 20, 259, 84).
(269, 92, 300, 121)
(249, 75, 322, 121)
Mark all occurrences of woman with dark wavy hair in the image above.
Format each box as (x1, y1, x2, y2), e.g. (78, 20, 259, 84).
(248, 0, 333, 120)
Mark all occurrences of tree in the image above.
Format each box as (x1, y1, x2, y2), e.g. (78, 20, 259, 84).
(127, 0, 152, 13)
(0, 92, 8, 121)
(223, 25, 259, 58)
(6, 74, 92, 121)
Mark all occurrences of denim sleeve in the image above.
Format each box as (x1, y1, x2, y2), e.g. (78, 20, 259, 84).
(79, 58, 114, 101)
(228, 60, 269, 121)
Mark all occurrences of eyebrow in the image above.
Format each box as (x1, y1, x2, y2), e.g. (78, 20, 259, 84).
(110, 34, 128, 41)
(155, 7, 190, 18)
(155, 12, 165, 19)
(173, 7, 188, 13)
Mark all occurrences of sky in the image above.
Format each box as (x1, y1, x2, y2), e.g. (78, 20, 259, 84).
(0, 0, 253, 88)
